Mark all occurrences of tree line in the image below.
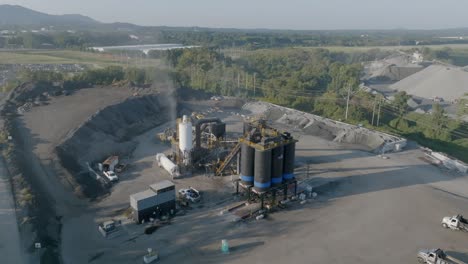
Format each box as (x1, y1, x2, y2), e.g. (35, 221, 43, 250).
(167, 48, 467, 161)
(10, 47, 468, 161)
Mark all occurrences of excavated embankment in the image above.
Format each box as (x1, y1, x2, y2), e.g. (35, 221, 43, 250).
(56, 94, 174, 193)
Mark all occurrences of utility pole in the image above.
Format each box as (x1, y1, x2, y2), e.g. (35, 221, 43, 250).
(245, 73, 248, 90)
(345, 85, 351, 120)
(377, 98, 382, 127)
(253, 73, 256, 97)
(237, 73, 240, 89)
(371, 97, 377, 126)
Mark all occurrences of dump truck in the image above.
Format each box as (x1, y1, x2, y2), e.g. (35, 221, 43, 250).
(442, 215, 468, 232)
(417, 248, 466, 264)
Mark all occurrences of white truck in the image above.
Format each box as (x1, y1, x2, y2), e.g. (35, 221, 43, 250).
(103, 170, 119, 182)
(178, 187, 201, 203)
(442, 215, 468, 232)
(417, 248, 466, 264)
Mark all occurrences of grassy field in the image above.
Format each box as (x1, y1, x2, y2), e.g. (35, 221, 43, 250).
(298, 43, 468, 52)
(0, 50, 164, 68)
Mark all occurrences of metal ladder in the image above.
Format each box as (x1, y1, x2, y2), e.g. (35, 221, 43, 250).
(215, 142, 241, 176)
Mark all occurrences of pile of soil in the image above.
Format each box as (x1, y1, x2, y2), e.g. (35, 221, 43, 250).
(56, 94, 175, 175)
(243, 101, 401, 152)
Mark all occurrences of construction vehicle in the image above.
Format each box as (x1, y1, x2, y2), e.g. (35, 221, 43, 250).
(417, 248, 466, 264)
(442, 215, 468, 232)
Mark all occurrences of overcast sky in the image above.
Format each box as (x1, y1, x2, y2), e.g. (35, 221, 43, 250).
(1, 0, 467, 30)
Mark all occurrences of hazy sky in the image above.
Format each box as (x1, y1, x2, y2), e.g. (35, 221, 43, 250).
(1, 0, 467, 30)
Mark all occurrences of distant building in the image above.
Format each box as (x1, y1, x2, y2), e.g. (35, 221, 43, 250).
(89, 44, 199, 55)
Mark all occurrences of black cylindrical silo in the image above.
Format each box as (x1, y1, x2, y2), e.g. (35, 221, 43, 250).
(271, 146, 284, 186)
(283, 142, 296, 181)
(254, 149, 272, 192)
(240, 143, 254, 186)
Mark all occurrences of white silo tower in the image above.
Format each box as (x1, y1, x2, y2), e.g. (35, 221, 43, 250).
(178, 115, 193, 165)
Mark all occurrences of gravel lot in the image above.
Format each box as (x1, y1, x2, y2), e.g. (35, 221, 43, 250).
(9, 90, 468, 264)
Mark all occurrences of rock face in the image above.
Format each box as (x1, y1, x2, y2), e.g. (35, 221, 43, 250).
(56, 94, 174, 174)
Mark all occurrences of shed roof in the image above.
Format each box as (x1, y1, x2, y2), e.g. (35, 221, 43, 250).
(149, 180, 174, 191)
(130, 189, 156, 201)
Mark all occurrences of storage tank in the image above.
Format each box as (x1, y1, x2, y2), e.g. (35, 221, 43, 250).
(271, 146, 284, 186)
(156, 153, 179, 177)
(283, 142, 296, 181)
(178, 115, 193, 165)
(254, 149, 272, 192)
(240, 143, 254, 186)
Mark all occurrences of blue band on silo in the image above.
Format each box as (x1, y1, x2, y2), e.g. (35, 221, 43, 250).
(271, 177, 283, 184)
(283, 173, 294, 180)
(241, 175, 254, 181)
(254, 181, 271, 188)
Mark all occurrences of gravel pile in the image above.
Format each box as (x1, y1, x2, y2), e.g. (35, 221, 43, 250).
(243, 101, 402, 152)
(363, 54, 423, 82)
(390, 64, 468, 101)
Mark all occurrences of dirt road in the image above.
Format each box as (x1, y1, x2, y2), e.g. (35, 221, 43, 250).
(0, 156, 26, 264)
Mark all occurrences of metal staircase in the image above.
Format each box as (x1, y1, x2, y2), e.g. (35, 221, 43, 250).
(215, 142, 241, 176)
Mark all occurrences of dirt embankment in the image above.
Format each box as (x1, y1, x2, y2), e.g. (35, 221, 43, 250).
(1, 81, 176, 263)
(56, 94, 175, 196)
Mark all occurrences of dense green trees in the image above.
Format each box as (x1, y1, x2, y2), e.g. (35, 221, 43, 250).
(19, 69, 64, 83)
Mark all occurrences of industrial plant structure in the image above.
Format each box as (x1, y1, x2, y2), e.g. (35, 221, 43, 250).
(155, 114, 298, 208)
(236, 119, 298, 208)
(157, 115, 228, 177)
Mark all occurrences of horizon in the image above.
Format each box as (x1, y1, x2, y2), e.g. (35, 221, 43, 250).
(1, 0, 468, 31)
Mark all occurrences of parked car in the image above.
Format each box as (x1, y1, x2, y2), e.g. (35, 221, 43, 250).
(178, 187, 201, 203)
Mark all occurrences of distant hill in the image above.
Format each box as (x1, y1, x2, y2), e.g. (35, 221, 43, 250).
(0, 5, 100, 27)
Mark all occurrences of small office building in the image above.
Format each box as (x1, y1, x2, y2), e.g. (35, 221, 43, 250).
(130, 180, 176, 223)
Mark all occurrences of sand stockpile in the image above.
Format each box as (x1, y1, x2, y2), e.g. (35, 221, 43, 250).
(243, 101, 405, 153)
(390, 64, 468, 101)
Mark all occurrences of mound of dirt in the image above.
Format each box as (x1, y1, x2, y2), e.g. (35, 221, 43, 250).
(243, 101, 405, 152)
(363, 54, 423, 82)
(56, 94, 174, 174)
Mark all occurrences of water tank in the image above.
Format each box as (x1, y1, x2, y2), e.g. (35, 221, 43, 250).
(156, 153, 179, 177)
(254, 149, 272, 192)
(271, 146, 284, 186)
(283, 142, 296, 181)
(179, 115, 192, 163)
(240, 143, 254, 186)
